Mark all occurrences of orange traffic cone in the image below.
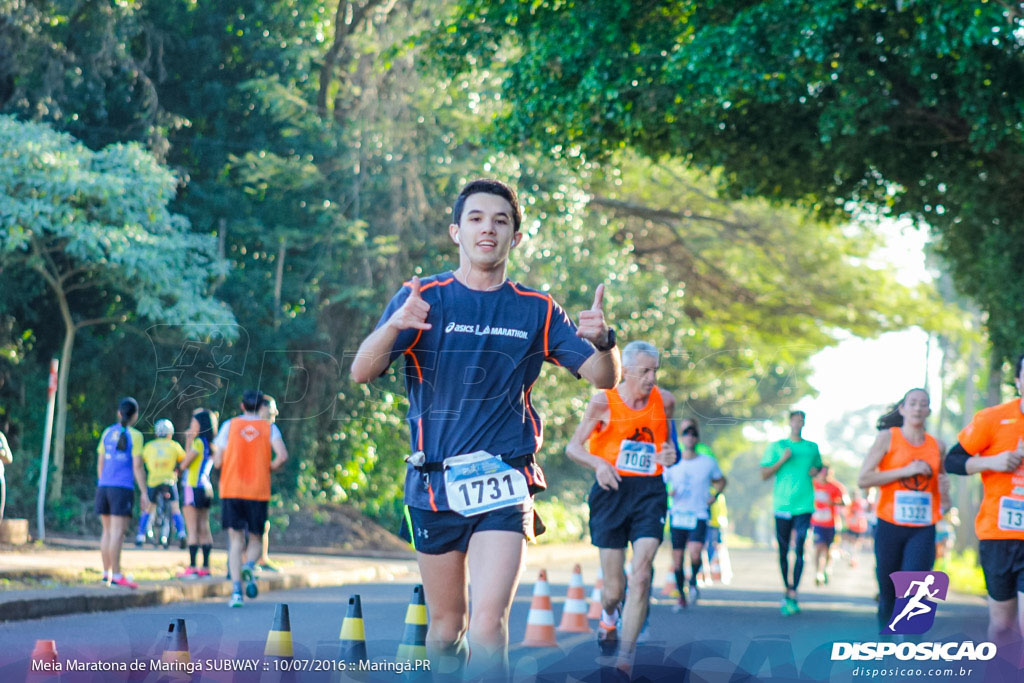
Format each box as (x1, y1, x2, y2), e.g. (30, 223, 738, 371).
(520, 570, 558, 648)
(28, 640, 60, 682)
(660, 572, 680, 598)
(709, 548, 722, 583)
(557, 564, 591, 633)
(587, 568, 604, 620)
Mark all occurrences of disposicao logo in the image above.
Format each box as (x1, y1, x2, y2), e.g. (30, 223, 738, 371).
(831, 570, 997, 663)
(884, 570, 947, 635)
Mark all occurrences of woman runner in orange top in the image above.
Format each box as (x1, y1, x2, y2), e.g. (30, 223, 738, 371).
(858, 388, 948, 631)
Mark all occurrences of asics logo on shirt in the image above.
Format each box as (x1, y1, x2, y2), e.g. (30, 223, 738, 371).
(444, 322, 528, 340)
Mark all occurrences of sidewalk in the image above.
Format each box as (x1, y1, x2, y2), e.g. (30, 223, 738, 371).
(0, 538, 597, 623)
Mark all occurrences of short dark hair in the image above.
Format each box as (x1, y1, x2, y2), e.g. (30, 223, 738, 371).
(452, 179, 522, 232)
(789, 410, 806, 419)
(242, 389, 264, 412)
(1016, 353, 1024, 380)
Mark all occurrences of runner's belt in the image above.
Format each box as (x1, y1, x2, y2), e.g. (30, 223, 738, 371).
(412, 453, 536, 473)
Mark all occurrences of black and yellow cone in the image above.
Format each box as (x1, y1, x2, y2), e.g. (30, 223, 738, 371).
(155, 619, 190, 682)
(161, 619, 190, 665)
(338, 595, 368, 664)
(264, 604, 294, 659)
(395, 584, 428, 663)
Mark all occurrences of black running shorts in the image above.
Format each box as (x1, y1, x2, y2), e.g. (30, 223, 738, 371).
(221, 498, 268, 534)
(94, 486, 134, 517)
(588, 475, 667, 549)
(979, 538, 1024, 601)
(402, 504, 535, 555)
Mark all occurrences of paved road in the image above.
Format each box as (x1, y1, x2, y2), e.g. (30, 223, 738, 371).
(0, 545, 1010, 682)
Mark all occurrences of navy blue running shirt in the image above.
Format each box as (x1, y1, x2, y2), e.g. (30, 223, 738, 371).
(375, 271, 597, 511)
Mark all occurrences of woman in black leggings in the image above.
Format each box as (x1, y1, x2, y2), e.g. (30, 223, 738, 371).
(857, 388, 949, 631)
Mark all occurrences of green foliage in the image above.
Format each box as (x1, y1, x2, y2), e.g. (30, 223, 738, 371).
(436, 0, 1024, 365)
(0, 115, 232, 330)
(0, 1, 987, 539)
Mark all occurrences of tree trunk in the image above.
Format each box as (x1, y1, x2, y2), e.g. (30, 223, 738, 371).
(274, 235, 287, 328)
(48, 320, 75, 503)
(986, 351, 1004, 407)
(953, 339, 981, 553)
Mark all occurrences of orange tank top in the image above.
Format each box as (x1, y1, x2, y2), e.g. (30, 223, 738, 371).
(219, 418, 273, 501)
(588, 387, 668, 477)
(876, 427, 941, 526)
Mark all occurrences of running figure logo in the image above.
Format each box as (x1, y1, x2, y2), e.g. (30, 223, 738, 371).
(884, 571, 949, 635)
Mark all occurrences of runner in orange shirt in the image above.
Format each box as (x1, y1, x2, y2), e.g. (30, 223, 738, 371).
(567, 340, 677, 669)
(213, 389, 289, 607)
(945, 354, 1024, 646)
(858, 388, 948, 632)
(811, 464, 849, 586)
(842, 490, 870, 566)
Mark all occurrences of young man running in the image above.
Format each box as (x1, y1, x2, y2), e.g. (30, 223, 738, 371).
(567, 340, 676, 668)
(213, 389, 288, 607)
(663, 417, 726, 608)
(351, 179, 619, 679)
(811, 464, 849, 586)
(945, 354, 1024, 652)
(761, 410, 822, 615)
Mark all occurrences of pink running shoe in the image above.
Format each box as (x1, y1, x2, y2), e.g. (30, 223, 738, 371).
(110, 575, 138, 589)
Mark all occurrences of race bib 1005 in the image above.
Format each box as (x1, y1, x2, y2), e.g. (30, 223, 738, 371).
(444, 451, 529, 517)
(615, 440, 657, 475)
(893, 490, 932, 526)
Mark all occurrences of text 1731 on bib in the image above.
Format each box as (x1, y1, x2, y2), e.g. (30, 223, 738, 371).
(444, 451, 530, 517)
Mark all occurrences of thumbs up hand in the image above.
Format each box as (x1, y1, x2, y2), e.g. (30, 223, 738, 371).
(387, 276, 432, 332)
(576, 283, 611, 347)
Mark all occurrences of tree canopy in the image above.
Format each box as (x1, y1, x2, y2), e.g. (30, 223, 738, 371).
(435, 0, 1024, 363)
(0, 0, 987, 537)
(0, 114, 232, 499)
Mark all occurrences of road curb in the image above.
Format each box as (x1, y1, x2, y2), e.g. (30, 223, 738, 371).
(0, 561, 417, 623)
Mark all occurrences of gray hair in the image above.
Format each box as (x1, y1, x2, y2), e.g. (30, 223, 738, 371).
(621, 340, 659, 368)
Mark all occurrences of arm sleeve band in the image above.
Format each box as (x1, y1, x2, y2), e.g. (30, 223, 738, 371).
(944, 442, 971, 476)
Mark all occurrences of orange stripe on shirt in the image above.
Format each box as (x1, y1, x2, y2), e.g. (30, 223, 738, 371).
(398, 278, 453, 382)
(525, 385, 542, 450)
(509, 283, 553, 358)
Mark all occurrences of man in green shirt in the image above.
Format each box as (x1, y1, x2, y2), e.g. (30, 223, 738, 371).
(760, 410, 822, 615)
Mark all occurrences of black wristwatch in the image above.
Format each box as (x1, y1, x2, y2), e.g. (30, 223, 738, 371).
(594, 327, 617, 352)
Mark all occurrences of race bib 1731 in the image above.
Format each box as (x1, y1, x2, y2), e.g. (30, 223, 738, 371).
(444, 451, 529, 517)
